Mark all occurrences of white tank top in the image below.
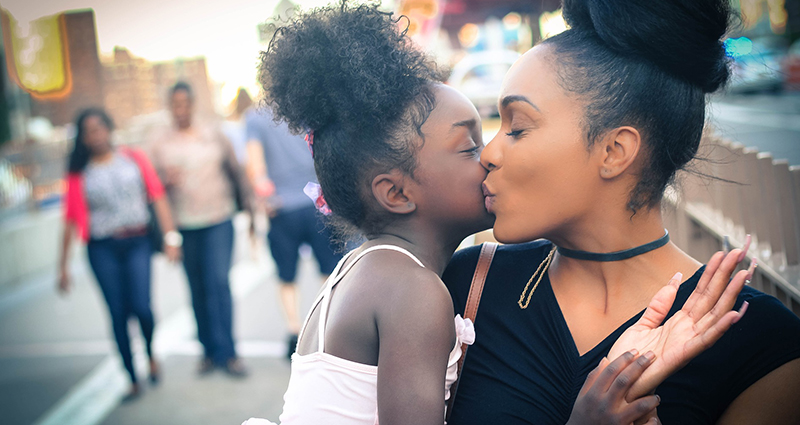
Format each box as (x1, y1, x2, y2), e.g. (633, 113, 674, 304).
(242, 245, 475, 425)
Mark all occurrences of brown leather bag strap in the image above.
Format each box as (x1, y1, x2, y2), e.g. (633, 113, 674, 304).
(445, 242, 498, 422)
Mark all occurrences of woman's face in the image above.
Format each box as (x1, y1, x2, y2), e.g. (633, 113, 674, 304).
(412, 84, 494, 238)
(170, 90, 193, 129)
(82, 115, 111, 156)
(480, 45, 604, 244)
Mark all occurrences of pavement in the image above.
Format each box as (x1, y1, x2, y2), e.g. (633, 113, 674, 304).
(0, 214, 327, 425)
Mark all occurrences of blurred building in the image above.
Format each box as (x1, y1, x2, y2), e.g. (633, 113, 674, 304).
(103, 47, 214, 128)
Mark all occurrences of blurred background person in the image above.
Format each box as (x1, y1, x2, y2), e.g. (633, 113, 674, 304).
(221, 87, 253, 165)
(58, 107, 181, 401)
(146, 82, 255, 377)
(245, 107, 342, 359)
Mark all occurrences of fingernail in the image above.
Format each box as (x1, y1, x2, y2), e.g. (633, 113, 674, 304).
(644, 351, 656, 361)
(671, 272, 683, 286)
(738, 235, 751, 262)
(746, 258, 758, 280)
(733, 301, 749, 324)
(629, 349, 639, 357)
(656, 394, 661, 404)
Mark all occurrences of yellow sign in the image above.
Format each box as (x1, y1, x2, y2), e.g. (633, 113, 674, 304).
(2, 10, 72, 99)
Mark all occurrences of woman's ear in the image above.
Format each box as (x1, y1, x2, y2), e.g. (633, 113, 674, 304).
(598, 126, 641, 180)
(371, 170, 416, 215)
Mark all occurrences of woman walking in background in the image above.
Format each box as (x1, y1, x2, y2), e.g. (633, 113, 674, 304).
(146, 82, 255, 377)
(59, 108, 181, 401)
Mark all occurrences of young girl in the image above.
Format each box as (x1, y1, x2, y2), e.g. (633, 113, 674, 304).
(243, 2, 749, 424)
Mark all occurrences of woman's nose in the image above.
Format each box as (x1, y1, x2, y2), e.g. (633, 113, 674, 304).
(480, 136, 502, 171)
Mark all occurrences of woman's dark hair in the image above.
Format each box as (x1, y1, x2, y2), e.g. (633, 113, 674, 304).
(68, 108, 114, 173)
(170, 81, 194, 100)
(544, 0, 733, 212)
(259, 0, 441, 235)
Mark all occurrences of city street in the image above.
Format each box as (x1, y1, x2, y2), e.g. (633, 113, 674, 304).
(709, 93, 800, 166)
(0, 215, 326, 425)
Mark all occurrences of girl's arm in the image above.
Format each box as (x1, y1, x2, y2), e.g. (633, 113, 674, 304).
(376, 268, 454, 425)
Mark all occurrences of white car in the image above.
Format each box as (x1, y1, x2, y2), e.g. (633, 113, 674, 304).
(447, 50, 521, 117)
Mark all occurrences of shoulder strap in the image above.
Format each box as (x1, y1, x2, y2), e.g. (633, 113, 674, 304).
(446, 242, 497, 421)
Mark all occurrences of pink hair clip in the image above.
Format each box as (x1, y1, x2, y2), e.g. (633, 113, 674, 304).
(304, 130, 314, 155)
(303, 182, 331, 216)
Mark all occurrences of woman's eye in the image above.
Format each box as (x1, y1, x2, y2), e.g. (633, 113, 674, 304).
(505, 129, 525, 139)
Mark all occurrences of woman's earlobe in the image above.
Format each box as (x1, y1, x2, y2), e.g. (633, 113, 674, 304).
(371, 171, 416, 215)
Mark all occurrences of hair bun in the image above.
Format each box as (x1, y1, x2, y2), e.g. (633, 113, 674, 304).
(562, 0, 732, 93)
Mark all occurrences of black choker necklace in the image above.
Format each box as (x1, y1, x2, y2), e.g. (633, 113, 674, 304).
(557, 230, 670, 262)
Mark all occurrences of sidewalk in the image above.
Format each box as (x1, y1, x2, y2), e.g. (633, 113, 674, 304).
(0, 214, 326, 425)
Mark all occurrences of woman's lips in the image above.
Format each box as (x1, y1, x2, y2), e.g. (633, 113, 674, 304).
(482, 183, 495, 212)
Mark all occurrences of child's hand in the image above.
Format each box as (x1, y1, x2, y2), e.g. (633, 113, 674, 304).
(567, 350, 661, 425)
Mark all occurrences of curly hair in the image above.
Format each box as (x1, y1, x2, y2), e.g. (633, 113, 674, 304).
(258, 0, 442, 235)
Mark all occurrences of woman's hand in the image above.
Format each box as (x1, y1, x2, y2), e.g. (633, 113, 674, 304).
(607, 248, 753, 401)
(164, 245, 182, 263)
(58, 268, 71, 295)
(567, 350, 661, 425)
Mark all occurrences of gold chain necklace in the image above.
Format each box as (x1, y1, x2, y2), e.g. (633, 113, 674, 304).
(518, 246, 557, 309)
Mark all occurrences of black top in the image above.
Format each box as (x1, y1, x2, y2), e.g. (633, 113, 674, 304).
(443, 240, 800, 425)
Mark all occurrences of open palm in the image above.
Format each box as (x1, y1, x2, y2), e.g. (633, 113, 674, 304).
(607, 248, 752, 401)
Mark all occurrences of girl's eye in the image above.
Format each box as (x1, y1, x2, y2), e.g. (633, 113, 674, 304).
(461, 146, 480, 156)
(505, 129, 525, 139)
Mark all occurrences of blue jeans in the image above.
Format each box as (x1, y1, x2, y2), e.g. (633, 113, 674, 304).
(180, 219, 236, 365)
(87, 235, 154, 384)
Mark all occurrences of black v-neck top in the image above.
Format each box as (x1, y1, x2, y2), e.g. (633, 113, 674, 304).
(443, 240, 800, 425)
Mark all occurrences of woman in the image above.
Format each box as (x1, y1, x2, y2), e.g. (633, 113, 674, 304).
(242, 2, 750, 424)
(59, 108, 181, 400)
(443, 0, 800, 424)
(146, 82, 255, 376)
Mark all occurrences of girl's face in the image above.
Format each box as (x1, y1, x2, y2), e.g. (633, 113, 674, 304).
(480, 45, 604, 244)
(82, 115, 112, 156)
(412, 84, 494, 238)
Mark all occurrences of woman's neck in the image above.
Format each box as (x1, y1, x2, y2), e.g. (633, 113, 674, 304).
(90, 150, 114, 165)
(548, 204, 700, 298)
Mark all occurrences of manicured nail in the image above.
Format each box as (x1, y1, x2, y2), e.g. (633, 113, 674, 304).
(746, 258, 758, 280)
(738, 235, 751, 262)
(656, 394, 661, 404)
(644, 351, 656, 361)
(733, 301, 749, 324)
(629, 349, 639, 357)
(671, 272, 683, 286)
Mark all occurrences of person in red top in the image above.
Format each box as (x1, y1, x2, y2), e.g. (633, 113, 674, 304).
(58, 108, 181, 401)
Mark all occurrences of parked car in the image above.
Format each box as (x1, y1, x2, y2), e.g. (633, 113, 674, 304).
(728, 37, 786, 94)
(447, 50, 520, 117)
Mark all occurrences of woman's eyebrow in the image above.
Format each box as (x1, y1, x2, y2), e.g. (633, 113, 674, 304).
(500, 95, 540, 112)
